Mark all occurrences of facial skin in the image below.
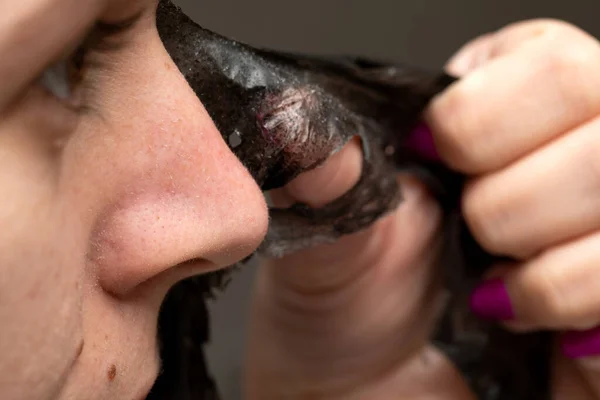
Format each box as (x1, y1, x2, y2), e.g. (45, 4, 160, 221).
(0, 1, 267, 399)
(5, 0, 600, 399)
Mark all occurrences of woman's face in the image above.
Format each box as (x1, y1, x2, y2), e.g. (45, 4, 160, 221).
(0, 0, 268, 399)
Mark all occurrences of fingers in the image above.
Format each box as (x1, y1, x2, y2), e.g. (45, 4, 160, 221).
(251, 173, 444, 397)
(267, 134, 442, 272)
(263, 173, 443, 321)
(432, 21, 600, 384)
(424, 20, 600, 260)
(427, 19, 600, 174)
(253, 135, 445, 397)
(468, 232, 600, 375)
(461, 114, 600, 258)
(266, 172, 442, 293)
(0, 0, 100, 110)
(471, 231, 600, 331)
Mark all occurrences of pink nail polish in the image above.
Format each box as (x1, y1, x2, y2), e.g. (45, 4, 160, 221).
(561, 326, 600, 359)
(469, 278, 515, 321)
(405, 122, 440, 161)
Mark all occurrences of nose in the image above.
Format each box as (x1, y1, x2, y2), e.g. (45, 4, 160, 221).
(87, 34, 269, 295)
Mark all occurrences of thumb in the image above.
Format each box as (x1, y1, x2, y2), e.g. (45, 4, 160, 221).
(249, 136, 448, 397)
(268, 136, 363, 209)
(265, 137, 442, 286)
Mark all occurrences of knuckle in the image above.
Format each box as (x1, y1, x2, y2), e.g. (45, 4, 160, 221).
(461, 180, 510, 256)
(581, 127, 600, 190)
(519, 18, 595, 45)
(544, 19, 597, 41)
(427, 79, 492, 173)
(539, 39, 598, 80)
(536, 28, 600, 109)
(535, 19, 587, 37)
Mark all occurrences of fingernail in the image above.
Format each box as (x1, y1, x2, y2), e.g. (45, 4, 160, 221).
(561, 326, 600, 359)
(405, 122, 440, 161)
(469, 278, 515, 320)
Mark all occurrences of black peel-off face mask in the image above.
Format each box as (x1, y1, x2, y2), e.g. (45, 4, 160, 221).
(148, 1, 552, 400)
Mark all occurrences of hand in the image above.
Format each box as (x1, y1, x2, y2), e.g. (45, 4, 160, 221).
(244, 138, 475, 399)
(426, 19, 600, 399)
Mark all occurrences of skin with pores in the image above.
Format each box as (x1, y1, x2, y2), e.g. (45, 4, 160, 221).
(3, 0, 600, 399)
(1, 1, 268, 399)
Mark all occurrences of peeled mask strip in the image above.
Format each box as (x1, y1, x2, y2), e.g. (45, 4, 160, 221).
(150, 2, 552, 400)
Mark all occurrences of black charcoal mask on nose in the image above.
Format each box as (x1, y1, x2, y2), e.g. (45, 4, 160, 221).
(155, 0, 466, 258)
(150, 2, 552, 400)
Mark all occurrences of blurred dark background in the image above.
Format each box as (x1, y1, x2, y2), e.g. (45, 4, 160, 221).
(175, 0, 599, 68)
(172, 1, 599, 398)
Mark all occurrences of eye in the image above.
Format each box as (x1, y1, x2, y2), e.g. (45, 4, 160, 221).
(36, 12, 142, 107)
(39, 59, 75, 101)
(35, 35, 91, 110)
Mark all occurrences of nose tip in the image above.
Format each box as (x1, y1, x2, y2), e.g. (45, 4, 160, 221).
(89, 118, 269, 295)
(194, 170, 270, 266)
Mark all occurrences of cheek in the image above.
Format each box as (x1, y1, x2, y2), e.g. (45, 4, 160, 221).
(0, 185, 85, 398)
